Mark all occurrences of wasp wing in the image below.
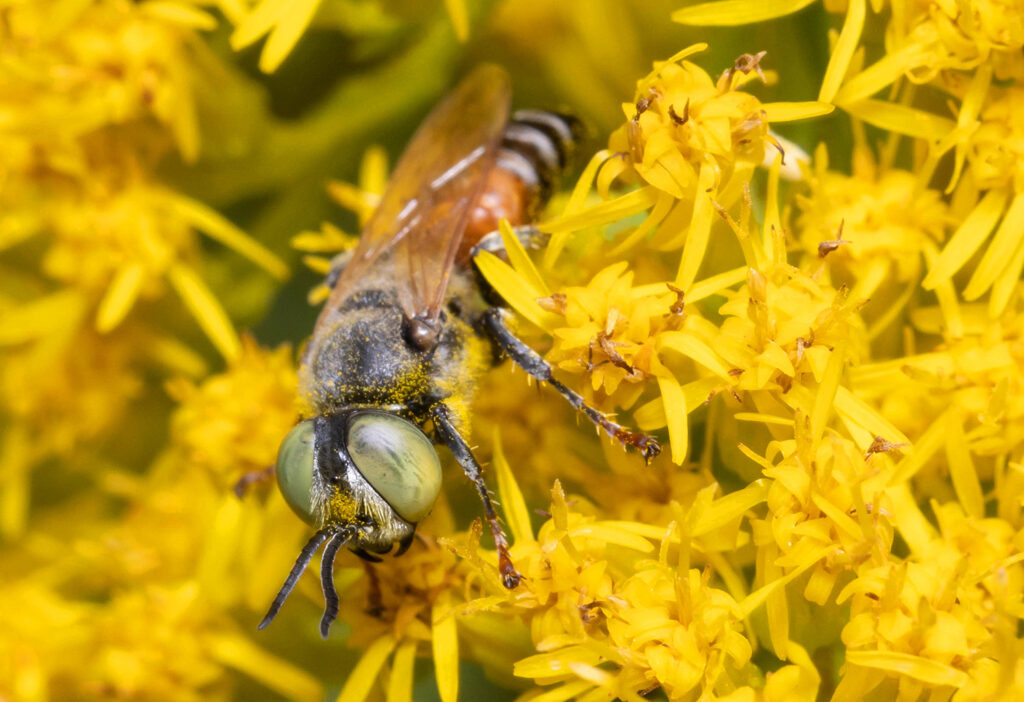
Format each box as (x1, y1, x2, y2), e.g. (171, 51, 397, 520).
(315, 65, 511, 333)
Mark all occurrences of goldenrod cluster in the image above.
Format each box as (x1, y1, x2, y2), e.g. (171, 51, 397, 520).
(3, 1, 1024, 701)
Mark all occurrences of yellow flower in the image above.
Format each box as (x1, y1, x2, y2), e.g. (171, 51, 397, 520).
(168, 337, 299, 484)
(837, 501, 1022, 697)
(607, 46, 831, 201)
(795, 144, 950, 329)
(0, 0, 287, 360)
(334, 524, 475, 702)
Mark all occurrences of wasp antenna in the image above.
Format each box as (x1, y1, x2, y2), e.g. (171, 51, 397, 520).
(319, 530, 350, 639)
(258, 529, 333, 631)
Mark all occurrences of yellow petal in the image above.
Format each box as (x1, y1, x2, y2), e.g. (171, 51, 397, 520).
(544, 150, 609, 268)
(385, 641, 417, 702)
(819, 0, 866, 103)
(473, 251, 561, 330)
(672, 0, 817, 26)
(690, 479, 769, 537)
(889, 411, 950, 485)
(260, 0, 324, 73)
(161, 190, 289, 280)
(810, 346, 844, 442)
(945, 416, 984, 519)
(841, 100, 955, 141)
(740, 546, 829, 617)
(834, 386, 911, 448)
(688, 266, 748, 301)
(989, 229, 1024, 316)
(96, 263, 146, 333)
(675, 161, 716, 289)
(514, 645, 605, 679)
(658, 374, 689, 465)
(142, 1, 218, 29)
(528, 680, 596, 702)
(432, 595, 459, 702)
(835, 43, 932, 104)
(230, 0, 289, 49)
(499, 218, 549, 296)
(540, 186, 658, 234)
(658, 331, 733, 378)
(443, 0, 469, 40)
(492, 428, 534, 543)
(336, 635, 397, 702)
(923, 188, 1009, 289)
(208, 632, 322, 702)
(964, 192, 1024, 300)
(760, 102, 835, 121)
(844, 651, 968, 687)
(167, 263, 242, 362)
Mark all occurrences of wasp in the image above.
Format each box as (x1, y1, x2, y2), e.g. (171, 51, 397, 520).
(260, 65, 661, 638)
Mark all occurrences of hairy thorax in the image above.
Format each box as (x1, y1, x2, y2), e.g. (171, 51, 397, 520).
(298, 276, 489, 425)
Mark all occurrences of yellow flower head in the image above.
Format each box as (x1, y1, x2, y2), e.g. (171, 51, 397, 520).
(838, 501, 1021, 695)
(796, 145, 949, 296)
(168, 338, 298, 484)
(609, 46, 776, 198)
(903, 0, 1024, 81)
(543, 262, 685, 402)
(969, 84, 1024, 192)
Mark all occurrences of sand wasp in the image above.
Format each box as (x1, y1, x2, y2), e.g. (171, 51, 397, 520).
(260, 65, 660, 637)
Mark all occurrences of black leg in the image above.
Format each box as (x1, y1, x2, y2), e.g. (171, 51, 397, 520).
(480, 308, 661, 462)
(318, 530, 349, 639)
(430, 403, 521, 589)
(362, 560, 385, 617)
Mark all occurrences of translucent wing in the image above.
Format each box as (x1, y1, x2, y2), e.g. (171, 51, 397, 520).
(316, 65, 511, 332)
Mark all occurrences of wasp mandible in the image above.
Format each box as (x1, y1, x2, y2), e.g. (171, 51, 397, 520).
(260, 65, 661, 637)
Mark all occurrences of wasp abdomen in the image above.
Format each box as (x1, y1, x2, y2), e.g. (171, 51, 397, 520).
(463, 110, 580, 254)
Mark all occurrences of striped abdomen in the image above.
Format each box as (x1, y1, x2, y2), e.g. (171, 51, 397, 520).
(462, 109, 581, 255)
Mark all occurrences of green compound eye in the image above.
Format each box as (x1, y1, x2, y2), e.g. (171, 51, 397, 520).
(275, 420, 317, 525)
(346, 412, 442, 524)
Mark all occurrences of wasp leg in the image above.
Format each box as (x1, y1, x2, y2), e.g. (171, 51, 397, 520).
(480, 308, 662, 462)
(430, 403, 522, 589)
(470, 224, 550, 259)
(362, 560, 385, 617)
(321, 249, 355, 289)
(233, 465, 275, 498)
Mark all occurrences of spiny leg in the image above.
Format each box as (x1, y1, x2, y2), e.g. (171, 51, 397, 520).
(430, 403, 521, 589)
(480, 308, 661, 462)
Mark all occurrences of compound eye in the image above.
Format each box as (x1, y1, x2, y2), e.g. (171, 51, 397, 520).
(275, 419, 317, 525)
(346, 412, 442, 524)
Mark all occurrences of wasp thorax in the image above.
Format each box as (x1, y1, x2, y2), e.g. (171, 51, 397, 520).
(345, 411, 441, 524)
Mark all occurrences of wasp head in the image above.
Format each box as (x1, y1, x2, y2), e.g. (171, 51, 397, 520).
(260, 410, 442, 637)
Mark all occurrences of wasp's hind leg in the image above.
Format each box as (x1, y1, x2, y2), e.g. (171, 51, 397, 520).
(480, 308, 661, 461)
(430, 403, 521, 589)
(233, 465, 275, 498)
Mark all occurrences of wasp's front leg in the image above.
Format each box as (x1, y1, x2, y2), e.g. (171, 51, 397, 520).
(430, 402, 521, 589)
(480, 308, 661, 461)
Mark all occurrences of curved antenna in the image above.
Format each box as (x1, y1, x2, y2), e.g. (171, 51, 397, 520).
(258, 528, 333, 630)
(319, 530, 351, 639)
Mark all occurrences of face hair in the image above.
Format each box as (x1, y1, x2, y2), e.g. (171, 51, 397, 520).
(319, 530, 350, 639)
(258, 528, 333, 630)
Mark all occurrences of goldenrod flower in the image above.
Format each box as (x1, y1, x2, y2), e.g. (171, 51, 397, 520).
(7, 1, 1024, 700)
